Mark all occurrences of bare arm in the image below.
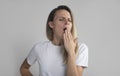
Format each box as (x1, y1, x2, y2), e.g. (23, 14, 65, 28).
(67, 52, 84, 76)
(63, 30, 84, 76)
(20, 58, 33, 76)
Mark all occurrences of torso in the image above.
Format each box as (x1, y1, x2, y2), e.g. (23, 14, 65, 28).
(35, 41, 66, 76)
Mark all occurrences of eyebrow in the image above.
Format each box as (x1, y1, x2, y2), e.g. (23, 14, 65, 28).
(56, 16, 71, 20)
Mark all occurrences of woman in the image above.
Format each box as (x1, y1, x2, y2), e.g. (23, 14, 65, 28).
(20, 5, 88, 76)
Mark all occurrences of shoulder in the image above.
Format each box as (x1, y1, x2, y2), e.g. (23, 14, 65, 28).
(78, 43, 88, 49)
(78, 42, 88, 53)
(76, 42, 88, 67)
(32, 41, 50, 50)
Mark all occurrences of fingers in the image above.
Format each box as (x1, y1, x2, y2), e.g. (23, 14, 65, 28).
(63, 29, 76, 52)
(63, 29, 78, 45)
(74, 38, 78, 44)
(69, 31, 73, 40)
(64, 29, 73, 41)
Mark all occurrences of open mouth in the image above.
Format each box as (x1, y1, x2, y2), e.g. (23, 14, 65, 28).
(63, 28, 67, 32)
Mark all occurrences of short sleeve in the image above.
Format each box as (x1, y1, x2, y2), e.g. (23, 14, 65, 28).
(76, 43, 88, 68)
(27, 45, 37, 65)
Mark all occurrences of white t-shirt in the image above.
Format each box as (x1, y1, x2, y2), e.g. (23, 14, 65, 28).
(27, 41, 88, 76)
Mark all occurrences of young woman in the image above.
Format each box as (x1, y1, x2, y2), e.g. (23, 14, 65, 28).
(20, 5, 88, 76)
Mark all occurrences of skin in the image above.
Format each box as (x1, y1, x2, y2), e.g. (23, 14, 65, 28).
(49, 9, 72, 45)
(20, 59, 32, 76)
(50, 10, 84, 76)
(20, 9, 84, 76)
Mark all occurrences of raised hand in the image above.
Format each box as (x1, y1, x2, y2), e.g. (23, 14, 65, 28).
(63, 29, 77, 55)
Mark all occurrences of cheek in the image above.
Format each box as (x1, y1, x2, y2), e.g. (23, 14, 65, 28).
(54, 22, 64, 29)
(67, 24, 73, 32)
(53, 24, 63, 33)
(70, 24, 72, 29)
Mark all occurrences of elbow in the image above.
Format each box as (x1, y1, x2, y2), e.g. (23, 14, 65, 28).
(20, 64, 29, 75)
(20, 65, 25, 74)
(20, 65, 30, 76)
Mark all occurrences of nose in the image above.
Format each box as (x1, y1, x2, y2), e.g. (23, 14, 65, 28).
(65, 19, 69, 25)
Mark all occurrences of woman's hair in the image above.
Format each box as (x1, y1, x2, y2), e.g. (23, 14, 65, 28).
(46, 5, 78, 63)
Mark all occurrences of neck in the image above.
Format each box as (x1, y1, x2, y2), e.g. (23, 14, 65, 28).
(52, 37, 63, 46)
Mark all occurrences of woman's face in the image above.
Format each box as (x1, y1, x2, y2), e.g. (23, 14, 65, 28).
(49, 9, 72, 40)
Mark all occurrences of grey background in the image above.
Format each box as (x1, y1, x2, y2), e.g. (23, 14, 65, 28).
(0, 0, 120, 76)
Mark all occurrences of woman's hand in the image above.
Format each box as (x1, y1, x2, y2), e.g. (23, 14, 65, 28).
(63, 29, 77, 55)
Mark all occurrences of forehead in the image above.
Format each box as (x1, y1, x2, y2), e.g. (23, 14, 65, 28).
(54, 9, 71, 19)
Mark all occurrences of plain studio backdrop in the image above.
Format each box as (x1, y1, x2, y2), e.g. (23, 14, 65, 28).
(0, 0, 120, 76)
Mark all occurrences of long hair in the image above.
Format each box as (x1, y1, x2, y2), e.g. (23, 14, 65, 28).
(46, 5, 78, 63)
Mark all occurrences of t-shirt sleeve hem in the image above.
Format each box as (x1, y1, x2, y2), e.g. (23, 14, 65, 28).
(76, 64, 88, 68)
(27, 57, 32, 65)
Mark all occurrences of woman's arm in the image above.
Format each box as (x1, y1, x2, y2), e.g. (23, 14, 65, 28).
(67, 51, 84, 76)
(63, 30, 84, 76)
(20, 58, 33, 76)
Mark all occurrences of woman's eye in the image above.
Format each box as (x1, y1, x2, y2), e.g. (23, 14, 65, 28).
(68, 19, 72, 22)
(59, 19, 64, 21)
(58, 18, 72, 22)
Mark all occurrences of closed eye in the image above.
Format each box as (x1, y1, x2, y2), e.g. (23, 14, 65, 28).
(59, 18, 65, 21)
(58, 18, 72, 22)
(68, 19, 72, 22)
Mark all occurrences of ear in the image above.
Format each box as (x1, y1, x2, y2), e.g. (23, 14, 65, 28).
(48, 21, 54, 29)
